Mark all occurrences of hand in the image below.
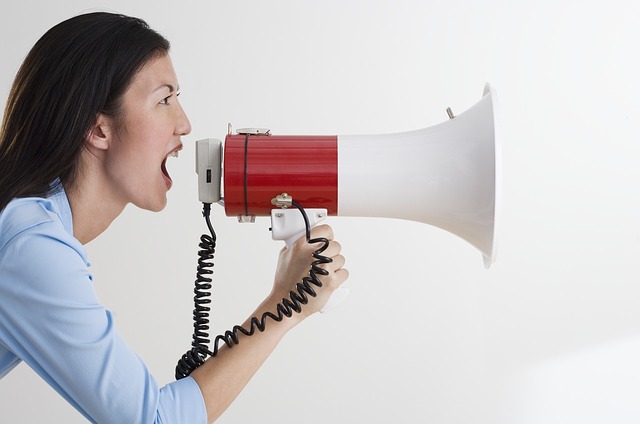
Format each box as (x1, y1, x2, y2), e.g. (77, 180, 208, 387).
(270, 224, 349, 319)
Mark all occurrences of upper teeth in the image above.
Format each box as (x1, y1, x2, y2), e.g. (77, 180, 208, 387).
(169, 150, 179, 158)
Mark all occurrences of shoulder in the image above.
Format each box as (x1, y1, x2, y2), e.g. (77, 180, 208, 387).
(0, 198, 54, 246)
(0, 196, 91, 300)
(0, 196, 83, 259)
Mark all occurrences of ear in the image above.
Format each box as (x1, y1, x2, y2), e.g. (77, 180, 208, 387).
(85, 113, 113, 151)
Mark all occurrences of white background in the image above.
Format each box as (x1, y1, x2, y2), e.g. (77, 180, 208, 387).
(1, 1, 639, 423)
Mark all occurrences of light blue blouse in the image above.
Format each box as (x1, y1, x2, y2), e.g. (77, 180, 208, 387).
(0, 189, 206, 423)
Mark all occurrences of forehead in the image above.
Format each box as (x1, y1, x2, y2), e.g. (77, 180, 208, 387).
(127, 54, 178, 95)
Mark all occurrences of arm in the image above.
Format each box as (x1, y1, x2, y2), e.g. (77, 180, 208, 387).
(190, 224, 348, 423)
(0, 212, 206, 423)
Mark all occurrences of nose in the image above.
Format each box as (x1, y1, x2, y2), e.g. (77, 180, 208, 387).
(175, 103, 192, 136)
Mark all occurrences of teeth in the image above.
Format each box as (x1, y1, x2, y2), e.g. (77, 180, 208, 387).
(169, 150, 179, 158)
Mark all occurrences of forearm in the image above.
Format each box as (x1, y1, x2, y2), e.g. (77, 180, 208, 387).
(190, 297, 302, 423)
(191, 225, 347, 423)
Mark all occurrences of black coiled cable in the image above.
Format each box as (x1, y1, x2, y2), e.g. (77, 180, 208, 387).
(175, 201, 331, 380)
(175, 203, 216, 379)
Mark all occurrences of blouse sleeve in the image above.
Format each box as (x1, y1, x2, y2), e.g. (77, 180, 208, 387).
(0, 207, 207, 423)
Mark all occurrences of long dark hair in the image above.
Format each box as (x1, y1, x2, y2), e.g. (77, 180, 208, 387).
(0, 12, 170, 211)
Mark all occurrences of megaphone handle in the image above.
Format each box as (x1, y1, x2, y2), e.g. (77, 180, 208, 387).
(271, 208, 349, 313)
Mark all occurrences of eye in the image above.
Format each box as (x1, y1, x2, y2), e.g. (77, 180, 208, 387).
(159, 91, 181, 105)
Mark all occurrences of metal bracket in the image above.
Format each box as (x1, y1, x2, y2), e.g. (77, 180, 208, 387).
(236, 127, 271, 136)
(271, 192, 293, 209)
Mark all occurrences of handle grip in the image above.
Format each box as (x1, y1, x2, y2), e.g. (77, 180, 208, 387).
(271, 208, 348, 313)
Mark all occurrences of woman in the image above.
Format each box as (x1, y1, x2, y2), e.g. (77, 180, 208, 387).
(0, 12, 348, 423)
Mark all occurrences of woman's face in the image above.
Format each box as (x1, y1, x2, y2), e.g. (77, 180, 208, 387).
(102, 53, 191, 212)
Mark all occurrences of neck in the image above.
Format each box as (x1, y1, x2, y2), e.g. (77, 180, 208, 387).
(65, 153, 127, 245)
(66, 185, 126, 245)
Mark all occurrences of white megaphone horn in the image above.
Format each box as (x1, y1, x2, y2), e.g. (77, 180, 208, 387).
(196, 83, 500, 308)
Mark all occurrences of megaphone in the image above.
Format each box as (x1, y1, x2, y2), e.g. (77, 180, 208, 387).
(196, 83, 499, 311)
(179, 83, 500, 381)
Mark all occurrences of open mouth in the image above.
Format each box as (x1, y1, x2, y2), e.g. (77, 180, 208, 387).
(162, 147, 181, 188)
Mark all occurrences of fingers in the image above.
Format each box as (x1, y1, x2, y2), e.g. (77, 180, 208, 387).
(291, 224, 337, 255)
(308, 224, 334, 242)
(317, 246, 348, 292)
(279, 224, 349, 316)
(320, 239, 341, 258)
(309, 226, 342, 270)
(319, 254, 346, 277)
(317, 255, 348, 296)
(292, 224, 349, 288)
(329, 254, 346, 271)
(332, 266, 349, 289)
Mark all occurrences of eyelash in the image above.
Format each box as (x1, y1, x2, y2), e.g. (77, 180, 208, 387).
(160, 92, 181, 105)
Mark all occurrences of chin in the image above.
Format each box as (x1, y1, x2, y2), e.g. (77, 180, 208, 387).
(149, 204, 167, 212)
(136, 195, 168, 212)
(150, 199, 168, 212)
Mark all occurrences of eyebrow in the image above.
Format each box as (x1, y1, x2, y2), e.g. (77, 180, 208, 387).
(154, 84, 180, 93)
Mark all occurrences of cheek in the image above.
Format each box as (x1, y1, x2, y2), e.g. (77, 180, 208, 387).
(105, 138, 149, 177)
(111, 114, 170, 170)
